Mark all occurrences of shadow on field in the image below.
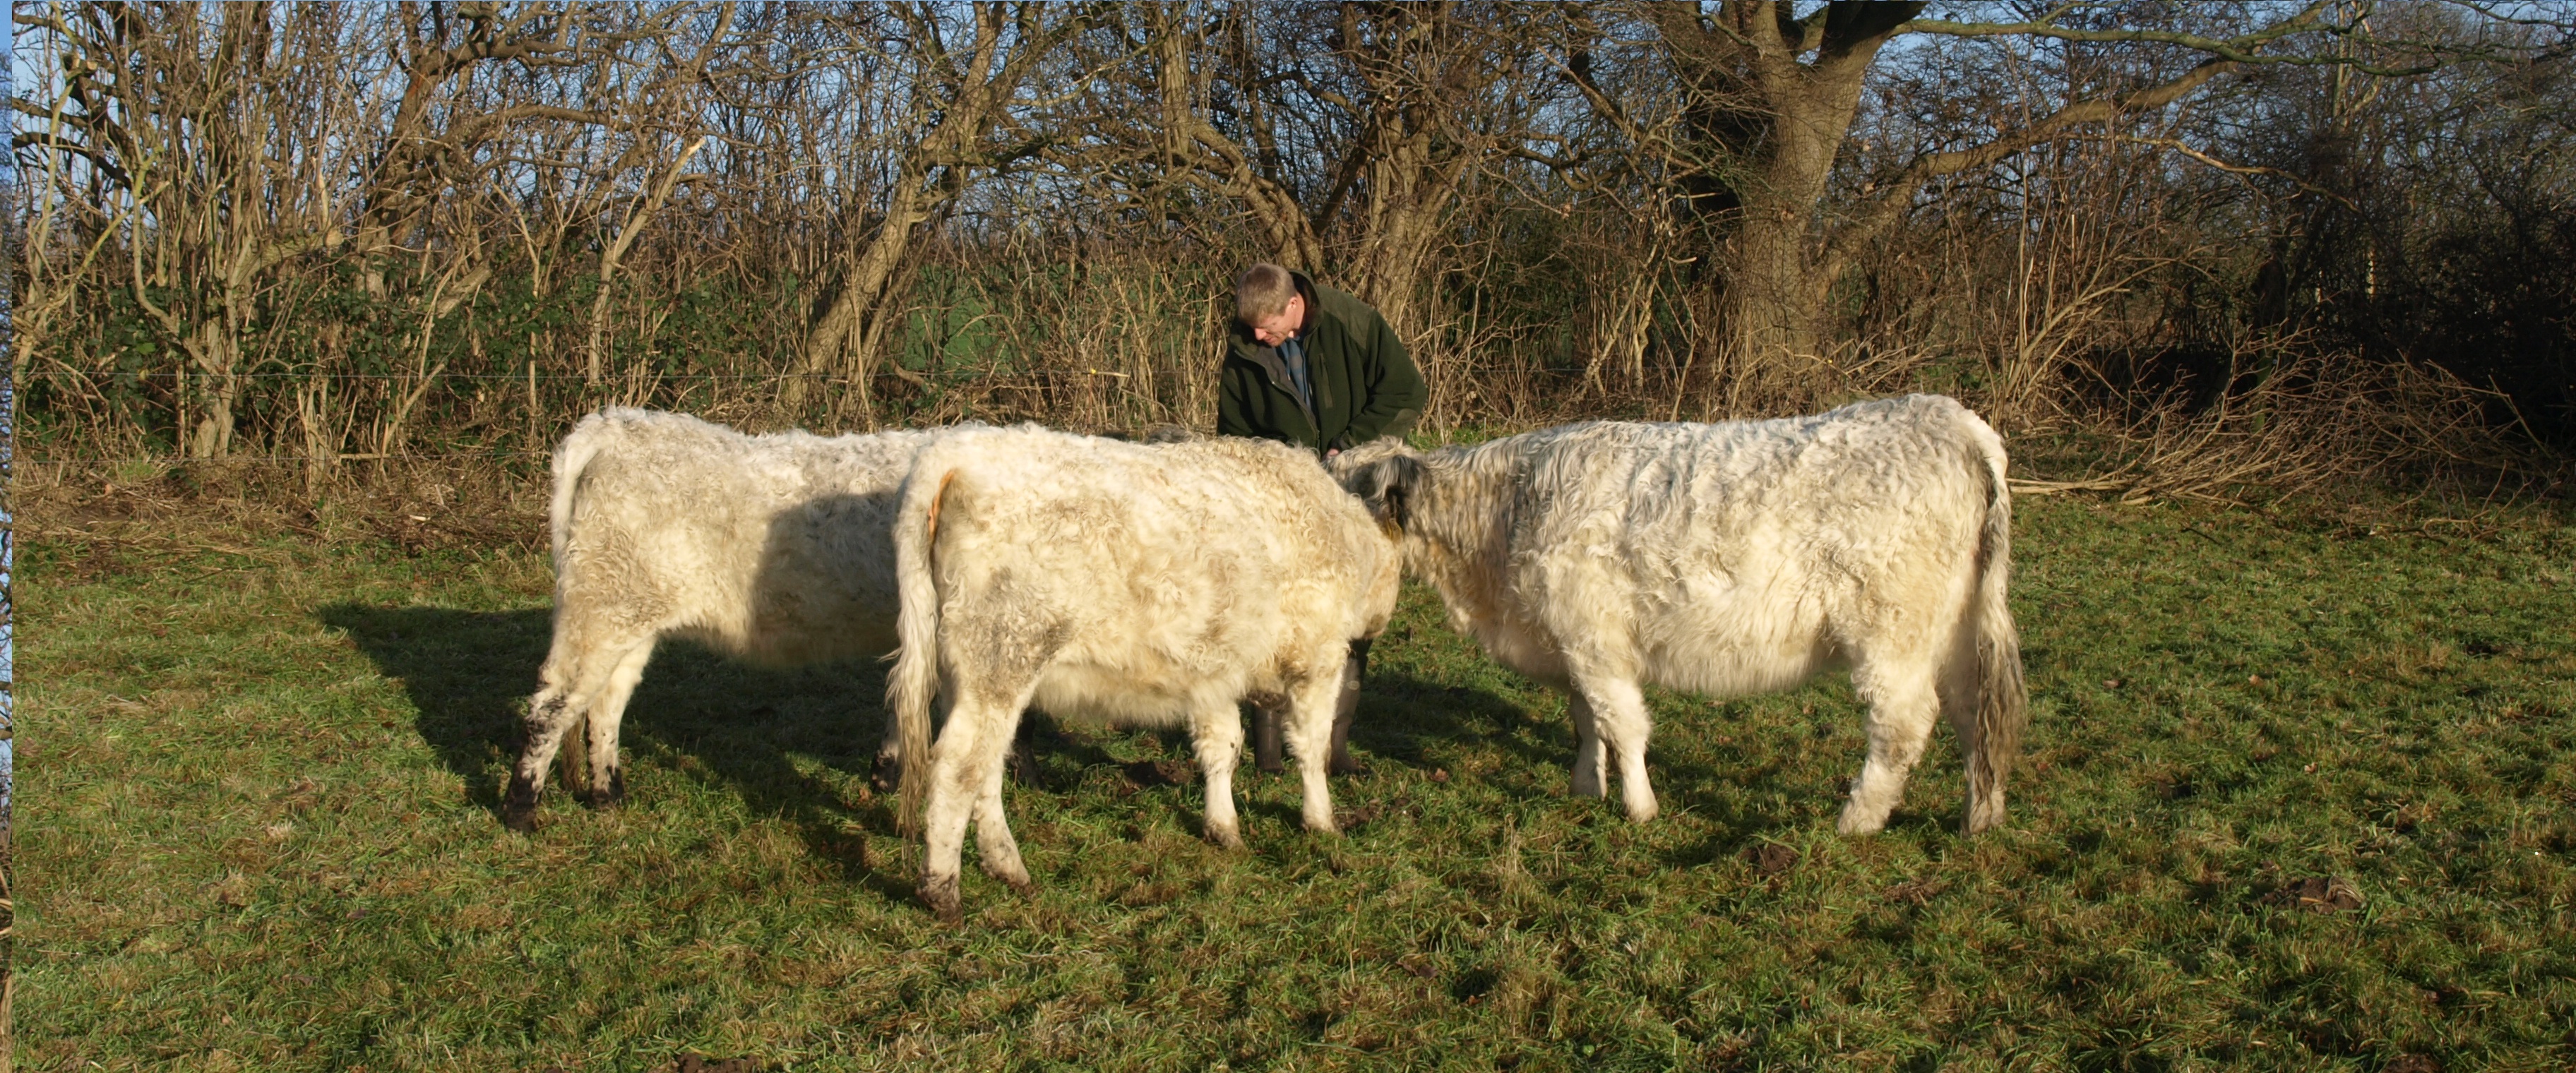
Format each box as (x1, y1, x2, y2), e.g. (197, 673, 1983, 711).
(1359, 670, 1572, 781)
(315, 603, 918, 905)
(316, 603, 1564, 897)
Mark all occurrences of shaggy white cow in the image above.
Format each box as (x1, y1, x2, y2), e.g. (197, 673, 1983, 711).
(1333, 394, 2027, 835)
(501, 408, 950, 832)
(888, 426, 1402, 920)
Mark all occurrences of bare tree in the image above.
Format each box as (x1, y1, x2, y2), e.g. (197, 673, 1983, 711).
(1558, 1, 2455, 412)
(789, 2, 1096, 421)
(1087, 1, 1549, 340)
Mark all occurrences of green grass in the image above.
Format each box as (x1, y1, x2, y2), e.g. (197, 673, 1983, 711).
(18, 495, 2576, 1071)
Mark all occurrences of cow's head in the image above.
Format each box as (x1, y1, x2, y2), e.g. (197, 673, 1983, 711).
(1330, 438, 1425, 535)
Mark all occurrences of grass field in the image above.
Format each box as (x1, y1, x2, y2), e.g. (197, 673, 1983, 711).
(17, 489, 2576, 1071)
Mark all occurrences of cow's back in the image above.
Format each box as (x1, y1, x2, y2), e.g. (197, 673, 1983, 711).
(916, 428, 1391, 721)
(554, 408, 943, 662)
(1496, 396, 2000, 693)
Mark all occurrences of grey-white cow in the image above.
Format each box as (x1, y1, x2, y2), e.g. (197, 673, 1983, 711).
(888, 426, 1402, 920)
(1332, 394, 2027, 835)
(502, 408, 950, 832)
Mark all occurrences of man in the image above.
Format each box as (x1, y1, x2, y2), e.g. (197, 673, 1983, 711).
(1219, 263, 1428, 776)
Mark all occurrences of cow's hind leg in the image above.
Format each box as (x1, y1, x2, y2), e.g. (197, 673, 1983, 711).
(1191, 696, 1248, 849)
(1937, 628, 2002, 834)
(505, 633, 649, 831)
(1839, 654, 1943, 836)
(971, 703, 1034, 894)
(1573, 675, 1658, 822)
(1566, 690, 1608, 799)
(919, 688, 1028, 921)
(578, 640, 657, 808)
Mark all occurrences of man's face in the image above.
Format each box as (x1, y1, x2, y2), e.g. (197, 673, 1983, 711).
(1248, 292, 1306, 347)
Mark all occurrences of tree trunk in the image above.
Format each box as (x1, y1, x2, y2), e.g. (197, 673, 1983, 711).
(1715, 83, 1877, 412)
(1638, 1, 1922, 414)
(794, 176, 941, 424)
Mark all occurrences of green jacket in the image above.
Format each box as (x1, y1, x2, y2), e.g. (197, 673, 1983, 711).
(1218, 272, 1427, 453)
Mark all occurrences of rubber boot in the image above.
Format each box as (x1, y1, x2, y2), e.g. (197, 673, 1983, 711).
(1252, 697, 1287, 774)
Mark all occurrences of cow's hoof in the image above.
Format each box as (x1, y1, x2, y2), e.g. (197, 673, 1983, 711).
(980, 856, 1032, 892)
(501, 777, 541, 832)
(919, 875, 963, 923)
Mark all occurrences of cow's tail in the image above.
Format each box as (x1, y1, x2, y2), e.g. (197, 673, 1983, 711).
(547, 411, 618, 567)
(1964, 433, 2027, 836)
(542, 412, 621, 798)
(888, 453, 962, 834)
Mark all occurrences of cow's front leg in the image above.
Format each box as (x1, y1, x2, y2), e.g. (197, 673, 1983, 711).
(1574, 674, 1659, 822)
(1566, 689, 1607, 799)
(1284, 659, 1347, 834)
(1326, 638, 1371, 775)
(1192, 698, 1248, 849)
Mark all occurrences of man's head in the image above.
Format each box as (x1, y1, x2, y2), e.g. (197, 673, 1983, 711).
(1236, 263, 1306, 347)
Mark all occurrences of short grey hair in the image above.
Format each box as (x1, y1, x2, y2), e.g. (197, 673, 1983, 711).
(1235, 263, 1298, 323)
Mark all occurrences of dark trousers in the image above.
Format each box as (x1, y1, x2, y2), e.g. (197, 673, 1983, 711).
(1252, 637, 1371, 775)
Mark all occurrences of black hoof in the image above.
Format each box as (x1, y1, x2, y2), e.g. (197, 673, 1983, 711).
(579, 767, 626, 810)
(502, 776, 541, 832)
(919, 875, 962, 923)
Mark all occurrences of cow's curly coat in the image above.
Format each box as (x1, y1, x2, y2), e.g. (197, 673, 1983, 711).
(887, 426, 1402, 920)
(502, 408, 948, 831)
(1335, 394, 2027, 835)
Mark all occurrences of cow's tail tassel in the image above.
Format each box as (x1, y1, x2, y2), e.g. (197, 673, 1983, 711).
(1967, 450, 2027, 837)
(889, 459, 960, 835)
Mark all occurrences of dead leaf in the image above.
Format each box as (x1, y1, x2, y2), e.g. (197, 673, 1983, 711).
(1745, 844, 1799, 876)
(2264, 875, 2364, 913)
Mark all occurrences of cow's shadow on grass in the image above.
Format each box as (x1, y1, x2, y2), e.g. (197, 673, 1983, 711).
(1643, 688, 1976, 866)
(1355, 671, 1569, 777)
(314, 604, 1557, 899)
(316, 602, 919, 904)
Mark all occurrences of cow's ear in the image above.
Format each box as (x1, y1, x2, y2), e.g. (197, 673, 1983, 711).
(1349, 455, 1421, 532)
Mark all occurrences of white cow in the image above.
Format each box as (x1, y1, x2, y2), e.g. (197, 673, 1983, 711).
(887, 426, 1402, 920)
(1332, 394, 2027, 835)
(501, 408, 953, 832)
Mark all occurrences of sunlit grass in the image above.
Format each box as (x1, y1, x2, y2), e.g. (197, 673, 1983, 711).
(18, 493, 2576, 1070)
